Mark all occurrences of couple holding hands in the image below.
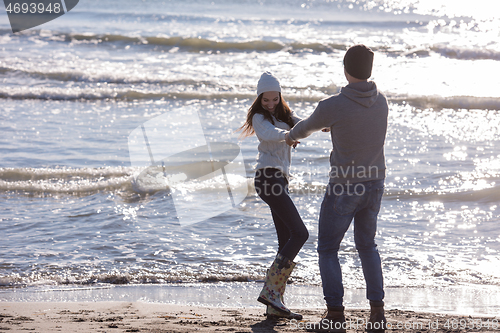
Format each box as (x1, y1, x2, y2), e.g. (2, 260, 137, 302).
(239, 45, 389, 332)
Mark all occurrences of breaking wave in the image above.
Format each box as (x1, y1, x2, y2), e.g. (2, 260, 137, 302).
(0, 167, 134, 196)
(0, 83, 498, 110)
(3, 27, 500, 60)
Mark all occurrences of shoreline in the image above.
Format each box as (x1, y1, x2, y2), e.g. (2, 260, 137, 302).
(1, 283, 500, 317)
(1, 302, 499, 332)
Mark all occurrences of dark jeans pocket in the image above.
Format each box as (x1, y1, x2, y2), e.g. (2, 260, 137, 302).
(333, 192, 363, 216)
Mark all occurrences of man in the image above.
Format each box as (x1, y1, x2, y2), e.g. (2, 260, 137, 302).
(286, 44, 388, 332)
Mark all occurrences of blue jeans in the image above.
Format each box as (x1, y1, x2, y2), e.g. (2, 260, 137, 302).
(254, 168, 309, 261)
(318, 179, 385, 307)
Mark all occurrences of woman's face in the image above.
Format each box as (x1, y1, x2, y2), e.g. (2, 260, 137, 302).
(261, 91, 280, 113)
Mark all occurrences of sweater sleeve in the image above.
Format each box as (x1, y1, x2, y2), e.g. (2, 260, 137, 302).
(252, 113, 287, 142)
(288, 101, 330, 141)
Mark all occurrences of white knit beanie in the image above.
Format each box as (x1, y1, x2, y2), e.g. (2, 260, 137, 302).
(256, 72, 281, 96)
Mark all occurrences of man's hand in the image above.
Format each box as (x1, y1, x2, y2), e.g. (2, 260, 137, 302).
(285, 132, 300, 148)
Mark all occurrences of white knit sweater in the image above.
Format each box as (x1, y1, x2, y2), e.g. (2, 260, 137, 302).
(252, 112, 301, 177)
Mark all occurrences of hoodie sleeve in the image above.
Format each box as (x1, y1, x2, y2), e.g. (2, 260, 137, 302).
(252, 113, 287, 142)
(291, 112, 302, 126)
(288, 101, 330, 141)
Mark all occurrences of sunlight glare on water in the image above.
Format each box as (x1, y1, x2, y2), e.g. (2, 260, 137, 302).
(412, 0, 500, 20)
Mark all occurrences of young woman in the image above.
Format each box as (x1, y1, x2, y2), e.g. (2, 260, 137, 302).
(239, 72, 309, 320)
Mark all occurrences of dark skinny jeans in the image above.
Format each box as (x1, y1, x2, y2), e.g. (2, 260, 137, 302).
(254, 168, 309, 261)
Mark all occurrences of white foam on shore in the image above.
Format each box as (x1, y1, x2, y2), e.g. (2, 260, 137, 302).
(1, 283, 498, 316)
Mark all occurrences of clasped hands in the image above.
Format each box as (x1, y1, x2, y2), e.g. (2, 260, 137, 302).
(285, 132, 299, 148)
(285, 128, 330, 148)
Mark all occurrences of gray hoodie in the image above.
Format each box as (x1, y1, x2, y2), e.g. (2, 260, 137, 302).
(289, 81, 388, 183)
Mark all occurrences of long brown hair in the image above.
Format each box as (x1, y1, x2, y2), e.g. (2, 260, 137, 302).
(238, 93, 294, 138)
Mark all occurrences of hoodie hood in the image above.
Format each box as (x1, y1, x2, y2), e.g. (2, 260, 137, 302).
(340, 81, 379, 108)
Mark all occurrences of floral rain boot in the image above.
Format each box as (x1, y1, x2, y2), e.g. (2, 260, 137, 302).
(257, 253, 295, 315)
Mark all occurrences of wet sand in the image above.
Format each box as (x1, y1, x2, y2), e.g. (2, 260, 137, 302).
(1, 302, 499, 332)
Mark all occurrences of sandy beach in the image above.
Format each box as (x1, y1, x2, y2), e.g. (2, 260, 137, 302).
(1, 302, 499, 332)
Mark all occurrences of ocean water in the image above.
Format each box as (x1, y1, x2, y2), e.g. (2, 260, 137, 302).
(1, 0, 500, 313)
